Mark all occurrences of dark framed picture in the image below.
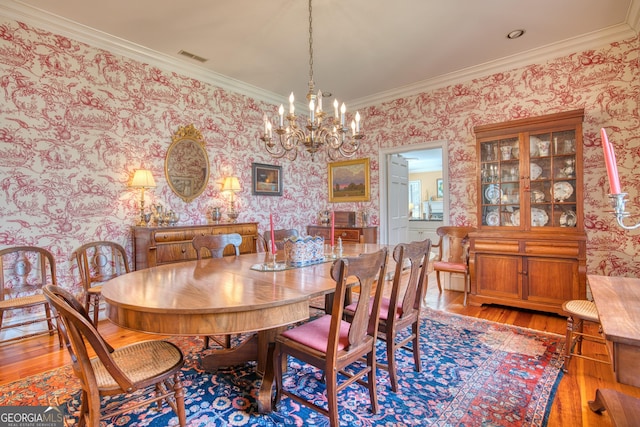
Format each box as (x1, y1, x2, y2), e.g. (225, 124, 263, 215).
(328, 158, 370, 202)
(436, 178, 443, 198)
(252, 163, 283, 196)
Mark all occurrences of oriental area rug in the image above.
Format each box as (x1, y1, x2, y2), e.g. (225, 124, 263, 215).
(0, 309, 564, 426)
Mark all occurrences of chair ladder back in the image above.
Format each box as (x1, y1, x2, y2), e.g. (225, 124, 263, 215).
(76, 242, 130, 286)
(192, 233, 242, 259)
(393, 239, 432, 318)
(330, 248, 388, 349)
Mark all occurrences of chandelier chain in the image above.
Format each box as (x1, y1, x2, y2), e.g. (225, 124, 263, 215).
(259, 0, 363, 161)
(308, 0, 314, 93)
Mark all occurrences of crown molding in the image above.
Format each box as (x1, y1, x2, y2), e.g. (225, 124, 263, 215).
(0, 1, 285, 106)
(350, 23, 638, 109)
(2, 1, 638, 111)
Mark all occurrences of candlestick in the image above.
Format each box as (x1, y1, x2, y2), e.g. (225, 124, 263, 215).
(330, 211, 335, 247)
(269, 214, 277, 254)
(601, 128, 621, 194)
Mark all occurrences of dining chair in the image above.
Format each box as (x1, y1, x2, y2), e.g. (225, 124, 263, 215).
(43, 285, 186, 427)
(273, 247, 388, 427)
(432, 226, 476, 306)
(193, 233, 242, 259)
(0, 246, 62, 347)
(192, 233, 242, 348)
(561, 299, 610, 372)
(74, 241, 131, 326)
(263, 229, 299, 251)
(344, 238, 431, 392)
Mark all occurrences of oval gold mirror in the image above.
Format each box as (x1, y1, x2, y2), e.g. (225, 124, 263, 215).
(165, 124, 210, 202)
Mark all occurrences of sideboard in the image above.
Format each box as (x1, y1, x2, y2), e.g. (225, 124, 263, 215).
(306, 225, 378, 244)
(133, 222, 259, 270)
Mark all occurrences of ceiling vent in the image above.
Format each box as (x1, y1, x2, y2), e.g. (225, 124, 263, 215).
(178, 50, 208, 63)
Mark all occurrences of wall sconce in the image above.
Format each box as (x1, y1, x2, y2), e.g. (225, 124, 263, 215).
(129, 169, 156, 226)
(222, 176, 241, 223)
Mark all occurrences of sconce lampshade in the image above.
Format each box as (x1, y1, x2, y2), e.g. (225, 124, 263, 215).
(130, 169, 157, 189)
(222, 176, 241, 192)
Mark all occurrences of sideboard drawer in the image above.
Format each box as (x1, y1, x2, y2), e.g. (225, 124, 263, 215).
(306, 225, 377, 244)
(133, 223, 258, 270)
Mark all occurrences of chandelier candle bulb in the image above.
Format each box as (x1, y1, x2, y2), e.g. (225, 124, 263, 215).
(289, 92, 295, 115)
(278, 105, 284, 127)
(340, 103, 346, 126)
(309, 99, 315, 123)
(355, 111, 361, 133)
(601, 128, 621, 194)
(334, 99, 339, 120)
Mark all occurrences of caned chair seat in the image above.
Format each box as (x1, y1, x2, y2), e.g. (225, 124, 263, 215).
(561, 299, 610, 372)
(0, 246, 62, 346)
(43, 285, 186, 426)
(92, 340, 183, 390)
(563, 299, 599, 323)
(0, 293, 48, 309)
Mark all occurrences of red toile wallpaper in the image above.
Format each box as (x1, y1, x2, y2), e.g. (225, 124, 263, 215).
(0, 16, 638, 309)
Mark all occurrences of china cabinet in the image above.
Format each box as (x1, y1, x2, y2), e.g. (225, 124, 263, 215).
(133, 223, 258, 270)
(469, 109, 587, 314)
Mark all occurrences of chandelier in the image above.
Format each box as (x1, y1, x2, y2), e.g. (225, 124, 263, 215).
(260, 0, 363, 161)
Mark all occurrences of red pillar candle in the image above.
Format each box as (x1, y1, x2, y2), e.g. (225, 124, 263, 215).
(330, 211, 335, 247)
(269, 214, 277, 254)
(601, 128, 622, 194)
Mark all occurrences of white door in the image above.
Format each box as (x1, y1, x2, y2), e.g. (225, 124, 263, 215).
(387, 155, 409, 245)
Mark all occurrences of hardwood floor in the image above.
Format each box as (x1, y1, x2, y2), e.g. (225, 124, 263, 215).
(1, 274, 638, 426)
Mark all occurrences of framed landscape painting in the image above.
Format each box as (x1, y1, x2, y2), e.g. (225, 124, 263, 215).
(252, 163, 283, 196)
(328, 158, 370, 202)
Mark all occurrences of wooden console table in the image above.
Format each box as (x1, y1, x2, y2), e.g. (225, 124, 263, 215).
(307, 225, 377, 243)
(587, 274, 640, 388)
(133, 222, 258, 270)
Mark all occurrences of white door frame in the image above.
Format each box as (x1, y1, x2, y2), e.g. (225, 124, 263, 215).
(378, 140, 450, 244)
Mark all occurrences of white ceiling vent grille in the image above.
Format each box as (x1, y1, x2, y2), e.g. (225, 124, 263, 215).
(178, 50, 208, 63)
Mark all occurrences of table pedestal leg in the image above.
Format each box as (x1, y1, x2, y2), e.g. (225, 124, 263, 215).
(200, 327, 285, 413)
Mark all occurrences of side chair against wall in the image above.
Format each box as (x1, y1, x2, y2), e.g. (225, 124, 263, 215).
(43, 285, 186, 427)
(344, 238, 432, 392)
(432, 226, 476, 306)
(263, 229, 299, 251)
(561, 298, 611, 372)
(192, 233, 242, 349)
(273, 248, 388, 427)
(74, 241, 131, 326)
(0, 246, 62, 347)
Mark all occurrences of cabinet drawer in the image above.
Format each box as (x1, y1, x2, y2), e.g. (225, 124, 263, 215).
(336, 229, 361, 242)
(524, 241, 580, 257)
(155, 243, 195, 263)
(154, 230, 188, 243)
(473, 239, 520, 253)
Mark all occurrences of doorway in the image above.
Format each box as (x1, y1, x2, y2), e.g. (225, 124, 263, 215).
(378, 141, 449, 244)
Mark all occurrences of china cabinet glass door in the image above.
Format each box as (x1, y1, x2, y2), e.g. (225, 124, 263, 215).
(480, 136, 521, 227)
(528, 130, 577, 228)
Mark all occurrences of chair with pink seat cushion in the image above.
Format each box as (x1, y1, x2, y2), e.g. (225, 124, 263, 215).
(272, 247, 388, 427)
(344, 238, 432, 392)
(432, 226, 476, 306)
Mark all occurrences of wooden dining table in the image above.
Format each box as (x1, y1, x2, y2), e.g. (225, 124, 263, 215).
(101, 243, 389, 413)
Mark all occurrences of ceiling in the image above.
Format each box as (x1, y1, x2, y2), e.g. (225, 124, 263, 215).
(2, 0, 638, 111)
(0, 1, 638, 172)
